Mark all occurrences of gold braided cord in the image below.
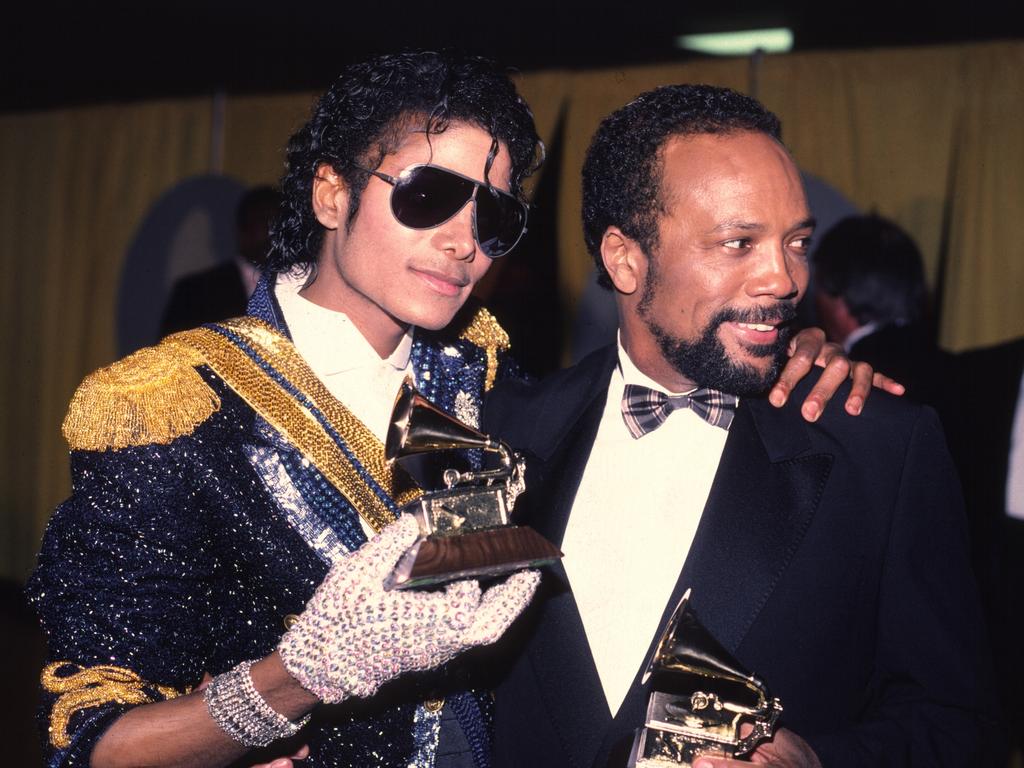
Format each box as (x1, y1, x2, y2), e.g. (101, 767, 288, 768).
(62, 343, 219, 451)
(175, 320, 420, 533)
(457, 306, 510, 391)
(41, 662, 185, 749)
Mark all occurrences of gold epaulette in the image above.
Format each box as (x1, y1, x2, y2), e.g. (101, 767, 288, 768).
(457, 306, 511, 391)
(62, 336, 220, 452)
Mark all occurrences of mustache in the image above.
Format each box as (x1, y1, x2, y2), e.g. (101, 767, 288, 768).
(711, 303, 798, 327)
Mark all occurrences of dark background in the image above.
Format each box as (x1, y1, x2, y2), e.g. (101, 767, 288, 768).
(4, 0, 1022, 112)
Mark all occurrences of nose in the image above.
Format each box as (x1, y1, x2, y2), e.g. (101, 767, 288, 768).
(747, 243, 804, 301)
(430, 200, 477, 261)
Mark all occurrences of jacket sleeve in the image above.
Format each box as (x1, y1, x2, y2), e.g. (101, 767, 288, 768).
(26, 438, 216, 767)
(809, 407, 1002, 766)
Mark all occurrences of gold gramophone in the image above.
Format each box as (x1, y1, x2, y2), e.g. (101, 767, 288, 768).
(628, 589, 783, 767)
(383, 380, 562, 590)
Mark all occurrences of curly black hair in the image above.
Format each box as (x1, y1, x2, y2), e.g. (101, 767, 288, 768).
(267, 50, 543, 276)
(582, 84, 782, 288)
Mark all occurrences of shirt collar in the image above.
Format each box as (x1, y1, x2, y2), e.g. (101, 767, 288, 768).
(616, 332, 696, 396)
(843, 321, 881, 353)
(274, 271, 413, 377)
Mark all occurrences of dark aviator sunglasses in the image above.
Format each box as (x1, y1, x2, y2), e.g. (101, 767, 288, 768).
(359, 164, 529, 258)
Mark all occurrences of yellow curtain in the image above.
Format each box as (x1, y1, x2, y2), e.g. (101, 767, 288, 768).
(0, 99, 212, 581)
(941, 44, 1024, 349)
(3, 41, 1023, 582)
(222, 92, 318, 185)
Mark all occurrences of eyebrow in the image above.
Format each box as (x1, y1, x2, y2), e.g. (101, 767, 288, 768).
(708, 216, 817, 234)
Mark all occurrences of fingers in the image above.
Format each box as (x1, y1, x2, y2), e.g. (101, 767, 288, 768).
(354, 514, 421, 579)
(442, 579, 484, 631)
(261, 746, 309, 768)
(843, 360, 874, 415)
(769, 328, 823, 407)
(873, 370, 905, 396)
(465, 569, 540, 646)
(795, 353, 851, 422)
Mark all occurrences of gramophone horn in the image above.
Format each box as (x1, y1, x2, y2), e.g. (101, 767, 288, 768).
(386, 379, 500, 461)
(642, 589, 758, 689)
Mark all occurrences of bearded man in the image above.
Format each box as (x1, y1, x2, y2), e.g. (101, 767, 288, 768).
(484, 84, 997, 768)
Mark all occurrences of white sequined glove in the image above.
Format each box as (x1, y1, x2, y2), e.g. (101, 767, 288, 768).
(278, 514, 540, 703)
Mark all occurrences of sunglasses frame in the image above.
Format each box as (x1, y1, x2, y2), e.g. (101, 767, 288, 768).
(359, 163, 529, 259)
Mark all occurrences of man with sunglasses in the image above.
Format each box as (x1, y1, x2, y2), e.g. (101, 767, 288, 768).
(28, 53, 887, 768)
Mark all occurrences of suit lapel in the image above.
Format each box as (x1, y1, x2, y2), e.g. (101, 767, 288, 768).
(679, 398, 833, 652)
(595, 397, 834, 767)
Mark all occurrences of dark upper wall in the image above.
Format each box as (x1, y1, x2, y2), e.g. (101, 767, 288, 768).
(4, 0, 1023, 112)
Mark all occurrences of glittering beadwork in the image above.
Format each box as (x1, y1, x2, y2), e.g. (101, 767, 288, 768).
(41, 662, 185, 749)
(247, 445, 350, 564)
(456, 306, 510, 392)
(410, 700, 443, 767)
(169, 319, 420, 534)
(62, 343, 219, 451)
(278, 515, 540, 703)
(204, 659, 310, 747)
(29, 276, 521, 767)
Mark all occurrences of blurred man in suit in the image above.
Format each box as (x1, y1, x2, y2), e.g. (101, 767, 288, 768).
(812, 214, 955, 419)
(160, 185, 280, 336)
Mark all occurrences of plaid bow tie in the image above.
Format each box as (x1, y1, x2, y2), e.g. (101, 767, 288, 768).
(621, 383, 738, 438)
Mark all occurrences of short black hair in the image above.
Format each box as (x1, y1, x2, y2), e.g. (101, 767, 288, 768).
(582, 84, 782, 288)
(813, 214, 927, 326)
(266, 50, 543, 276)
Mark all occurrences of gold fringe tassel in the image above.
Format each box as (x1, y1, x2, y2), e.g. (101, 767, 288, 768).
(62, 342, 220, 451)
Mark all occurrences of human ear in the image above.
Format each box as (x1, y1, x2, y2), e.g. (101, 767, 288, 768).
(311, 163, 349, 230)
(600, 227, 645, 295)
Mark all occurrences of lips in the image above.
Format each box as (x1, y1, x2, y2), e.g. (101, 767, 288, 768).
(729, 321, 781, 345)
(411, 267, 470, 297)
(716, 304, 796, 351)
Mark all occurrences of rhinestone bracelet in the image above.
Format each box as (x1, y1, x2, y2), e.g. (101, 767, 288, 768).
(204, 659, 310, 747)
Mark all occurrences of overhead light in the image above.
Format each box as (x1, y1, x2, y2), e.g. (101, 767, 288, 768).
(675, 28, 794, 56)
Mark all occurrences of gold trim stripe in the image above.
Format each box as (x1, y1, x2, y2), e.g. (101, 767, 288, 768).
(42, 662, 185, 749)
(169, 319, 419, 534)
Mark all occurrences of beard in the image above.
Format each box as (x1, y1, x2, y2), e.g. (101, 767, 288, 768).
(641, 302, 797, 397)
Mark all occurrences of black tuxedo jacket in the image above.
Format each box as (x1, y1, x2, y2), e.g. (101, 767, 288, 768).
(482, 346, 997, 768)
(952, 338, 1024, 743)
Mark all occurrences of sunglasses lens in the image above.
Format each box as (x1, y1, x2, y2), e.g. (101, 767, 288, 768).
(390, 166, 474, 229)
(475, 185, 528, 258)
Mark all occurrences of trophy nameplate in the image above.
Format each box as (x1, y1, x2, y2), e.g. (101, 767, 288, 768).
(628, 590, 783, 767)
(383, 380, 562, 590)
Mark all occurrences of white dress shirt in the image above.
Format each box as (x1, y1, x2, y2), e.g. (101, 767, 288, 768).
(275, 273, 414, 540)
(1007, 370, 1024, 520)
(274, 272, 413, 446)
(561, 337, 730, 715)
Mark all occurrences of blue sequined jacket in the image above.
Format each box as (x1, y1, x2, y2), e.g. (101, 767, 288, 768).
(27, 279, 517, 768)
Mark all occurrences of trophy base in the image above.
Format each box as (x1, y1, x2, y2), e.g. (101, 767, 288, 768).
(628, 727, 732, 767)
(384, 525, 562, 590)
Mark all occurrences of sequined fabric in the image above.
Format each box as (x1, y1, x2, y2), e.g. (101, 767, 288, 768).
(27, 278, 516, 767)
